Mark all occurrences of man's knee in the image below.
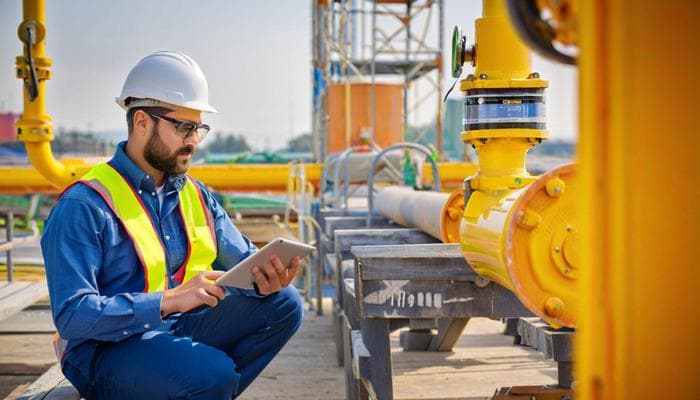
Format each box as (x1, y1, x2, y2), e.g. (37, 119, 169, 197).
(178, 349, 239, 398)
(274, 285, 304, 330)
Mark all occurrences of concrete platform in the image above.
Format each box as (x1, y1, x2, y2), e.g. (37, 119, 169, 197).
(391, 319, 557, 399)
(243, 299, 556, 400)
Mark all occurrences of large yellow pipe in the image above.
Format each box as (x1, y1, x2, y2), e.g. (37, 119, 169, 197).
(577, 0, 700, 398)
(0, 162, 474, 194)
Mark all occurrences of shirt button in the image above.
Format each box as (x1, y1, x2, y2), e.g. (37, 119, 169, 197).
(144, 323, 150, 329)
(165, 235, 171, 241)
(152, 192, 156, 196)
(122, 330, 129, 336)
(138, 190, 142, 194)
(145, 175, 150, 179)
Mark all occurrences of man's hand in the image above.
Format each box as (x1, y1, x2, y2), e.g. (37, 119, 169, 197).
(160, 270, 226, 317)
(251, 255, 300, 295)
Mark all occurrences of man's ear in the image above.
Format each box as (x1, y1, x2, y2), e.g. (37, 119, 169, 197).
(133, 110, 151, 136)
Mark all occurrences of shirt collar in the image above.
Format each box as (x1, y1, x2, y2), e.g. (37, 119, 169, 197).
(110, 141, 187, 193)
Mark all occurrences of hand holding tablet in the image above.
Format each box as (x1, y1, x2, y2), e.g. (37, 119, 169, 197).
(216, 237, 315, 289)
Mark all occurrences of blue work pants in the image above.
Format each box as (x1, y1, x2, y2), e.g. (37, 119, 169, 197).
(62, 286, 303, 399)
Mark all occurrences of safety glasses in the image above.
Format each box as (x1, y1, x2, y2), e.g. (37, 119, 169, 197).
(148, 113, 210, 142)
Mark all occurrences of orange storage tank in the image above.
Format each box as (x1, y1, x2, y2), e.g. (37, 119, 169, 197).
(326, 82, 404, 153)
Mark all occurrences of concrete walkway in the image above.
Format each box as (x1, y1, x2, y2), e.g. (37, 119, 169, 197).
(242, 300, 556, 400)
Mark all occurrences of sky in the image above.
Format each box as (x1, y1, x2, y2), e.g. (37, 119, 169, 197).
(0, 1, 577, 150)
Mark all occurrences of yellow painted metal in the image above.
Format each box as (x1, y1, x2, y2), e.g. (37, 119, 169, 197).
(461, 187, 520, 291)
(475, 0, 530, 81)
(468, 138, 538, 190)
(344, 80, 351, 149)
(506, 164, 577, 327)
(423, 162, 478, 190)
(461, 164, 578, 327)
(0, 162, 473, 194)
(15, 0, 78, 189)
(461, 129, 548, 142)
(458, 0, 577, 327)
(537, 0, 578, 46)
(576, 0, 700, 398)
(459, 78, 548, 92)
(440, 189, 464, 243)
(0, 163, 324, 194)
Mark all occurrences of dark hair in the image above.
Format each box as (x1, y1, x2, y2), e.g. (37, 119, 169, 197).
(126, 106, 173, 134)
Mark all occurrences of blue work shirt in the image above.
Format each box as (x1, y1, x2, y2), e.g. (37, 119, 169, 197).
(41, 141, 258, 357)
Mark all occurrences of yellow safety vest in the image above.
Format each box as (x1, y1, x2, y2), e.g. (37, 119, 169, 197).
(79, 163, 217, 292)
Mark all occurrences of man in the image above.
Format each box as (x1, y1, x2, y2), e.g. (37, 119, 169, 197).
(41, 51, 303, 399)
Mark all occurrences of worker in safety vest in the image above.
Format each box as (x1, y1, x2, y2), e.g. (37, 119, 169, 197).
(41, 51, 303, 399)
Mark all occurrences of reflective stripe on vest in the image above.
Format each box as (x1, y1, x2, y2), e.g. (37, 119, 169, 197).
(80, 163, 217, 292)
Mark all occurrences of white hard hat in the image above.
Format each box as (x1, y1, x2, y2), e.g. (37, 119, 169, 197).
(116, 51, 217, 113)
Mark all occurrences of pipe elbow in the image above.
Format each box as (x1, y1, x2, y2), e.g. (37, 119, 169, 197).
(25, 141, 79, 189)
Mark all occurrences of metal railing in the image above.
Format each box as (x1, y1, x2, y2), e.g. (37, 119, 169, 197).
(366, 142, 441, 227)
(1, 213, 41, 282)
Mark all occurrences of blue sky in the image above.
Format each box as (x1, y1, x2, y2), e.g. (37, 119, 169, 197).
(0, 1, 577, 150)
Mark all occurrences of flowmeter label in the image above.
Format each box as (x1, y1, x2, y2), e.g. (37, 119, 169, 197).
(463, 89, 546, 131)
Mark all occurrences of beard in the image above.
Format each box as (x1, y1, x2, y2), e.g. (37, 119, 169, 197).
(143, 125, 195, 176)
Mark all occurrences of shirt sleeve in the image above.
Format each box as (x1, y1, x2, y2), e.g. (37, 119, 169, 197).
(195, 182, 265, 298)
(41, 195, 169, 342)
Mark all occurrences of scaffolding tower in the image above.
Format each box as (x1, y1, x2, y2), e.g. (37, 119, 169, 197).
(312, 0, 444, 161)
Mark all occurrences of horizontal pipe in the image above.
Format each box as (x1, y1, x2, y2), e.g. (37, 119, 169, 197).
(374, 185, 450, 240)
(0, 162, 476, 194)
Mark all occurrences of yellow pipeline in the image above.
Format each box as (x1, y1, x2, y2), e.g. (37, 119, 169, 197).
(458, 0, 577, 327)
(0, 162, 473, 194)
(576, 0, 700, 398)
(15, 0, 79, 188)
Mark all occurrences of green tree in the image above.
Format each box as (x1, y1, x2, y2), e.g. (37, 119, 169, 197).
(286, 133, 312, 152)
(207, 132, 252, 153)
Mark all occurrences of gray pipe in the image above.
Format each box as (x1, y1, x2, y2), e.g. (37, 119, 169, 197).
(374, 186, 450, 241)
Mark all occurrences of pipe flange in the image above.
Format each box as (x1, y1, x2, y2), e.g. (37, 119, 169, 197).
(506, 163, 578, 328)
(550, 225, 578, 280)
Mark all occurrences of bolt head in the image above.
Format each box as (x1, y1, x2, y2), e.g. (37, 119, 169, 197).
(474, 276, 491, 288)
(544, 297, 564, 318)
(545, 177, 566, 198)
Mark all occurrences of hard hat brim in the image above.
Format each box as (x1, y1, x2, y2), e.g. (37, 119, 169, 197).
(115, 97, 218, 113)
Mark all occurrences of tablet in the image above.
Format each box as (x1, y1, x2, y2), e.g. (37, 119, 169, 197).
(215, 237, 316, 289)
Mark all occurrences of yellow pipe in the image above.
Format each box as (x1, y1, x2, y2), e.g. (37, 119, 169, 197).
(476, 0, 530, 80)
(458, 0, 577, 327)
(24, 142, 81, 184)
(577, 0, 700, 398)
(0, 163, 324, 194)
(0, 162, 475, 194)
(344, 79, 352, 150)
(15, 0, 77, 189)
